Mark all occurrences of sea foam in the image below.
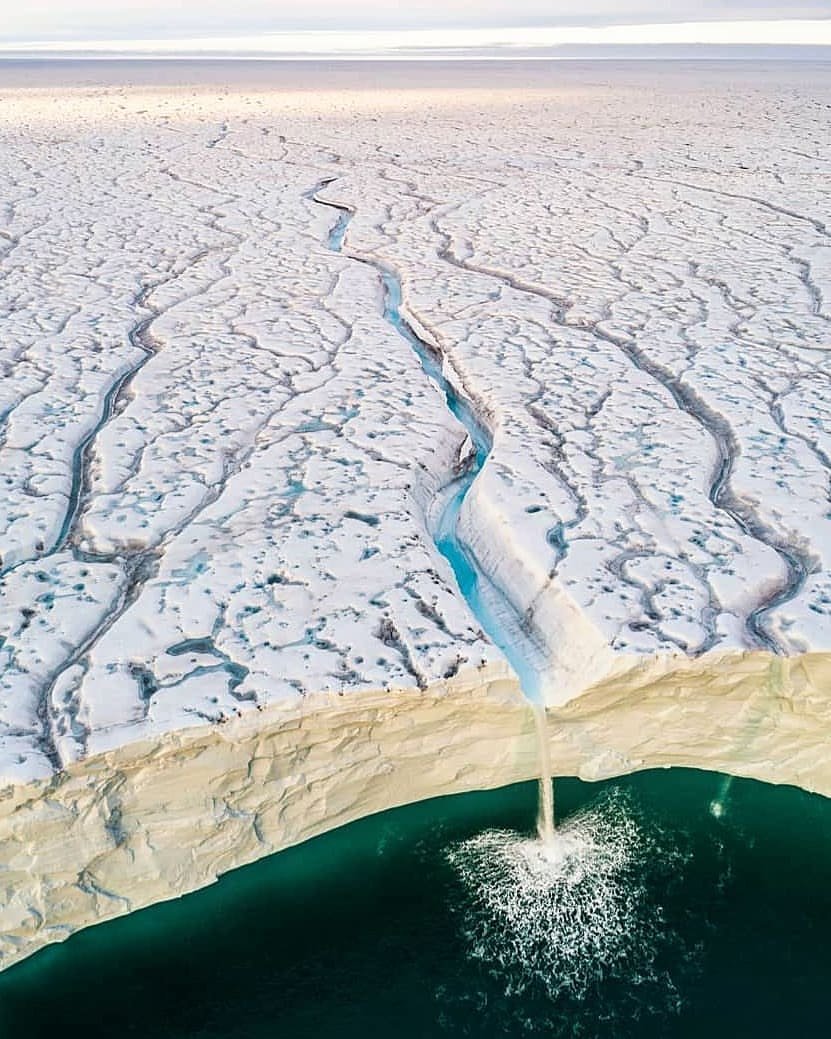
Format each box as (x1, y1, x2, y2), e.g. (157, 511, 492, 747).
(447, 791, 692, 1020)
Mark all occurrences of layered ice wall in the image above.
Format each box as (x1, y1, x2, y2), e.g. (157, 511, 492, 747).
(1, 64, 830, 968)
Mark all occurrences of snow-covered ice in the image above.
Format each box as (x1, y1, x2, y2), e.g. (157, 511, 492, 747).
(0, 60, 830, 967)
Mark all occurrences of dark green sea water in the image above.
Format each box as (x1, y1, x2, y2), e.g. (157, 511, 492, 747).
(1, 768, 829, 1038)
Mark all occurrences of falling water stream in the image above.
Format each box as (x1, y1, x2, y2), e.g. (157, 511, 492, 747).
(534, 704, 556, 843)
(313, 184, 556, 835)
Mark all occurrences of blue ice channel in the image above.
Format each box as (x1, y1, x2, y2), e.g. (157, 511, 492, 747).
(318, 198, 543, 700)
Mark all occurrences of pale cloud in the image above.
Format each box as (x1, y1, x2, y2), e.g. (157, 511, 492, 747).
(2, 1, 830, 46)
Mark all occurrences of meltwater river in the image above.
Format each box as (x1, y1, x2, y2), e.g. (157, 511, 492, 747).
(315, 184, 545, 699)
(316, 186, 557, 837)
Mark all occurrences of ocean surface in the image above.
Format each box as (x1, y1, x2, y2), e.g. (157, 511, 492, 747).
(1, 767, 829, 1038)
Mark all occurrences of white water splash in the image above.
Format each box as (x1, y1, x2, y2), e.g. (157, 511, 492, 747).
(710, 774, 734, 819)
(447, 791, 689, 1008)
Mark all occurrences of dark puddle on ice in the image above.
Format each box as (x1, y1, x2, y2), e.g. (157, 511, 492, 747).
(2, 768, 830, 1039)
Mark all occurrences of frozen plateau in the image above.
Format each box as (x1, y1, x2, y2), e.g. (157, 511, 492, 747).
(0, 60, 830, 968)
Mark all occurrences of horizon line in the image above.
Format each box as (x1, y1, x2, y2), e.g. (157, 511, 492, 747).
(3, 19, 831, 57)
(2, 51, 831, 64)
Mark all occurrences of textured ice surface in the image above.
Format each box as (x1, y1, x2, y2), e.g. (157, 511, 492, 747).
(1, 62, 830, 784)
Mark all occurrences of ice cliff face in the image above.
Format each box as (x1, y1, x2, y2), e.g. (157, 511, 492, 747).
(0, 62, 830, 968)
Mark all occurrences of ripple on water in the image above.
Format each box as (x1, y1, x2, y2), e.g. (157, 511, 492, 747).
(445, 790, 699, 1031)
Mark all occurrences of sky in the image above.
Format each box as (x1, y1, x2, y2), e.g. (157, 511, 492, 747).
(2, 1, 830, 52)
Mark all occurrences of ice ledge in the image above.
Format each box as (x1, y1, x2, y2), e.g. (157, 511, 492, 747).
(2, 649, 831, 972)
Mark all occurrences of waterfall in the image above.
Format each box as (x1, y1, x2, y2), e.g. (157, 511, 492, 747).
(534, 703, 556, 842)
